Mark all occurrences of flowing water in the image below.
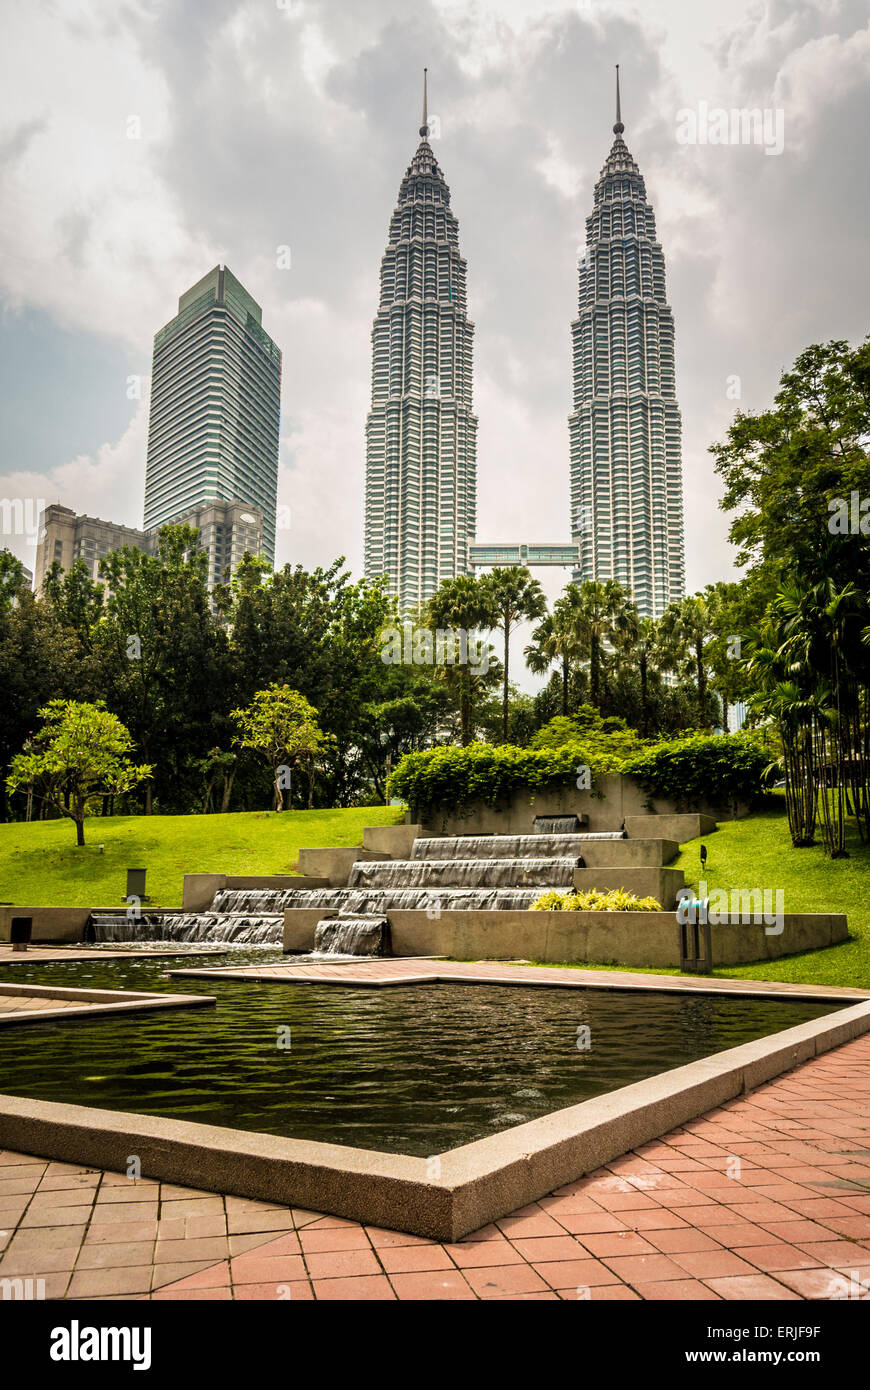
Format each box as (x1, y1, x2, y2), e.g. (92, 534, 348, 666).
(348, 858, 578, 889)
(533, 815, 584, 835)
(0, 953, 838, 1155)
(415, 834, 621, 860)
(83, 828, 624, 946)
(87, 912, 283, 946)
(313, 916, 391, 956)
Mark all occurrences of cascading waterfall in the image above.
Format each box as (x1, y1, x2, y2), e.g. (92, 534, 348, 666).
(348, 858, 577, 890)
(86, 912, 283, 946)
(313, 917, 391, 956)
(83, 824, 625, 947)
(414, 833, 625, 860)
(218, 886, 550, 913)
(533, 814, 583, 835)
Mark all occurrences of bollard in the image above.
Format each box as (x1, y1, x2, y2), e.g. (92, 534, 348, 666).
(125, 868, 147, 902)
(10, 916, 32, 953)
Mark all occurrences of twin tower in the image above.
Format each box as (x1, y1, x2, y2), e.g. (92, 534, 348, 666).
(363, 70, 686, 620)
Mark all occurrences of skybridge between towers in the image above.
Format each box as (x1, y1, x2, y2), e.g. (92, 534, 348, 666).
(468, 543, 580, 569)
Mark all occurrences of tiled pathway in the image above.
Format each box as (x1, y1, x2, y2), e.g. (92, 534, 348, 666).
(0, 992, 87, 1015)
(2, 1033, 870, 1300)
(170, 955, 869, 999)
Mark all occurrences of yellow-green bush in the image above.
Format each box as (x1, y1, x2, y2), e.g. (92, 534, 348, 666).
(530, 887, 661, 912)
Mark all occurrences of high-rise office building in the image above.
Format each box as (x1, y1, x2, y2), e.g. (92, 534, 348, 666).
(144, 265, 281, 564)
(568, 71, 685, 618)
(364, 74, 477, 611)
(33, 500, 263, 593)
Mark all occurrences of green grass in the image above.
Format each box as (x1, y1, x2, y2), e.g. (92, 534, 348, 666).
(524, 801, 870, 990)
(3, 798, 868, 989)
(671, 801, 870, 989)
(0, 807, 405, 908)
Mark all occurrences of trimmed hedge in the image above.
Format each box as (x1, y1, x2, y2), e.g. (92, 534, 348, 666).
(387, 732, 768, 811)
(387, 741, 622, 812)
(626, 733, 769, 810)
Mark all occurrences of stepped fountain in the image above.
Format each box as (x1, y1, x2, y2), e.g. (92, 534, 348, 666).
(83, 829, 630, 953)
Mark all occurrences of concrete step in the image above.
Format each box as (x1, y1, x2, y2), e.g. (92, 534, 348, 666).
(298, 846, 390, 888)
(571, 865, 686, 909)
(624, 813, 717, 843)
(574, 838, 679, 867)
(363, 824, 429, 858)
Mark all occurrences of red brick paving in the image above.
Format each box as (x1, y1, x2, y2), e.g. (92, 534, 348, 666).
(2, 1032, 870, 1300)
(169, 955, 870, 999)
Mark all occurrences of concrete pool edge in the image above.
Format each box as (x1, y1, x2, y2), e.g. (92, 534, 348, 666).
(2, 997, 870, 1240)
(0, 981, 216, 1027)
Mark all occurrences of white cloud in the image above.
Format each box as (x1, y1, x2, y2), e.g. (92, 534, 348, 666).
(2, 0, 869, 621)
(0, 400, 148, 568)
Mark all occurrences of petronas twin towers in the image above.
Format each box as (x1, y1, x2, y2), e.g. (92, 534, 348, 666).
(364, 70, 685, 619)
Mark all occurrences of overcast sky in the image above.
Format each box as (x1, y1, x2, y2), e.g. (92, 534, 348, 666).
(2, 0, 869, 624)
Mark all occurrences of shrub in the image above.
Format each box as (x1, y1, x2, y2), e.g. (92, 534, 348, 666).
(388, 731, 769, 813)
(530, 888, 661, 911)
(386, 741, 625, 811)
(530, 710, 645, 759)
(623, 732, 769, 809)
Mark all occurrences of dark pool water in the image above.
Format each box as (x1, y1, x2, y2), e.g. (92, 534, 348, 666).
(0, 953, 837, 1155)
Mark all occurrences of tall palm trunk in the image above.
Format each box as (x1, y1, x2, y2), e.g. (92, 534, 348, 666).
(502, 611, 510, 741)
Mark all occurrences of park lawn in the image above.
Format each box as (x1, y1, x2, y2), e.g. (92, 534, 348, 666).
(0, 807, 405, 908)
(528, 801, 870, 991)
(672, 800, 870, 990)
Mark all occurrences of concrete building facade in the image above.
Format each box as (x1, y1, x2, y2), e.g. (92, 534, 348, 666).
(364, 76, 477, 611)
(33, 500, 263, 593)
(568, 72, 685, 618)
(144, 265, 281, 564)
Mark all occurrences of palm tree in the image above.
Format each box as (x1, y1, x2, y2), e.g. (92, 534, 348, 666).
(611, 610, 662, 737)
(573, 579, 631, 709)
(746, 612, 818, 847)
(659, 594, 715, 729)
(478, 568, 546, 741)
(775, 577, 868, 856)
(526, 611, 571, 715)
(425, 576, 494, 746)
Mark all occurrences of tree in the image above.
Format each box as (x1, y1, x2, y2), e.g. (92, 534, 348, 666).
(425, 576, 498, 746)
(231, 684, 332, 810)
(0, 587, 83, 822)
(702, 579, 767, 731)
(0, 550, 27, 610)
(6, 701, 151, 846)
(610, 611, 662, 737)
(659, 594, 718, 730)
(41, 559, 104, 645)
(525, 586, 585, 716)
(194, 747, 238, 814)
(574, 579, 632, 709)
(96, 525, 233, 814)
(712, 337, 870, 593)
(480, 567, 546, 741)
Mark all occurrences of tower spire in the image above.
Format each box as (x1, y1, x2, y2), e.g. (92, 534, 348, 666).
(420, 67, 429, 138)
(613, 63, 624, 135)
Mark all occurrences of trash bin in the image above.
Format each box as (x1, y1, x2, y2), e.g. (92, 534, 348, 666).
(126, 868, 147, 901)
(10, 916, 32, 952)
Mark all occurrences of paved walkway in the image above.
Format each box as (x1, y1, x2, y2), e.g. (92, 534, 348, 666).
(0, 945, 227, 966)
(0, 982, 214, 1027)
(169, 955, 869, 999)
(3, 1033, 870, 1300)
(0, 992, 90, 1017)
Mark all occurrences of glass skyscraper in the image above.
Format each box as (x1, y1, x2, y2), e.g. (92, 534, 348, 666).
(144, 265, 281, 564)
(364, 75, 477, 611)
(568, 72, 685, 618)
